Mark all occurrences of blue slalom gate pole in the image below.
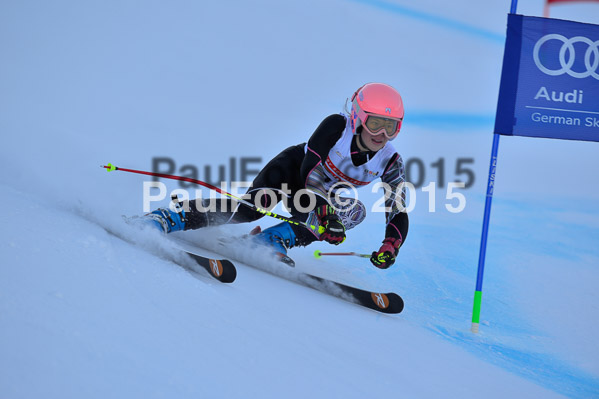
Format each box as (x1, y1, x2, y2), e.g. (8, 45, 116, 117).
(471, 0, 518, 334)
(471, 133, 500, 333)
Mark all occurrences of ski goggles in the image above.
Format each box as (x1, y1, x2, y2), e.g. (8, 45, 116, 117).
(362, 114, 402, 140)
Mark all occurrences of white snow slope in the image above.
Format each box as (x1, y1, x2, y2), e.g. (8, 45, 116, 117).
(1, 1, 598, 398)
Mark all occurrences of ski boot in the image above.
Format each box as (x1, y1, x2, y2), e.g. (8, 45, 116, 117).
(253, 222, 298, 266)
(142, 207, 186, 234)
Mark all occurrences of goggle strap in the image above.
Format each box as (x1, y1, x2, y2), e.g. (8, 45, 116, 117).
(351, 85, 366, 102)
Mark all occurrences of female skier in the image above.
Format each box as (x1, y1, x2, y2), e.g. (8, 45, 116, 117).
(145, 82, 409, 269)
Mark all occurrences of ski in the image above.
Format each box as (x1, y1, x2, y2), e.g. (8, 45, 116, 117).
(181, 234, 404, 314)
(183, 250, 237, 283)
(298, 273, 404, 314)
(95, 222, 237, 284)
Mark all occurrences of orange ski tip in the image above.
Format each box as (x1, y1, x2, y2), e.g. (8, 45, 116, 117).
(371, 293, 390, 309)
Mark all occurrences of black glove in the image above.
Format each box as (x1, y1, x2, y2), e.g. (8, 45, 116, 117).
(316, 205, 346, 245)
(370, 237, 401, 269)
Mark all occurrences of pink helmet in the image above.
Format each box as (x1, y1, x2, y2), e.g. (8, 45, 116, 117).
(350, 83, 404, 139)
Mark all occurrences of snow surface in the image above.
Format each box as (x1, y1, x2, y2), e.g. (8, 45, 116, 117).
(1, 0, 599, 398)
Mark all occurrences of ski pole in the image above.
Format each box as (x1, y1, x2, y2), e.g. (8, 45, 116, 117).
(313, 250, 370, 259)
(101, 163, 325, 234)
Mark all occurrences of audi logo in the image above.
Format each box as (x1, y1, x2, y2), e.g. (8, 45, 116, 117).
(533, 34, 599, 80)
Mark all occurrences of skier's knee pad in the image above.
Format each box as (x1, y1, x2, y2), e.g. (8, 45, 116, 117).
(334, 198, 366, 231)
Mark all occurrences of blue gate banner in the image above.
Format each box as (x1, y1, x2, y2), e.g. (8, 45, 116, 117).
(495, 14, 599, 142)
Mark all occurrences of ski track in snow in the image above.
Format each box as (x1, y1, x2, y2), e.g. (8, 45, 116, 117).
(1, 181, 597, 398)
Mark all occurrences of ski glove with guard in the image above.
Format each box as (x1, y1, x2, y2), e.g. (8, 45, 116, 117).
(316, 205, 345, 245)
(371, 237, 401, 269)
